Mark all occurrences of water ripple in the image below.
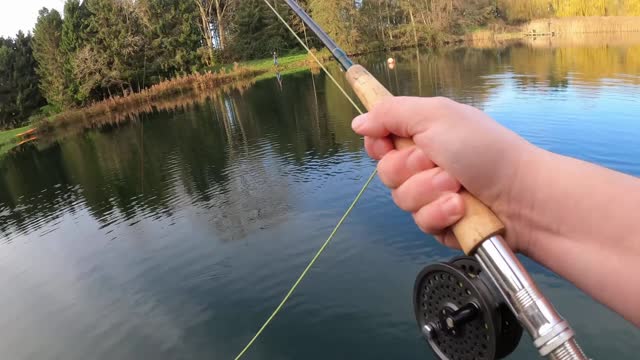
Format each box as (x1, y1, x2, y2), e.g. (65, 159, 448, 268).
(0, 44, 639, 360)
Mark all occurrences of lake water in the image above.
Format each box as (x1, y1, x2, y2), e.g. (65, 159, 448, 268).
(1, 40, 639, 359)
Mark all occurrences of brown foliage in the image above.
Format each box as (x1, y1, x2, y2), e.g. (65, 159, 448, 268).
(38, 66, 261, 134)
(524, 16, 640, 35)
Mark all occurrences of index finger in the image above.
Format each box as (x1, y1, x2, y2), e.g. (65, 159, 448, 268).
(351, 96, 452, 138)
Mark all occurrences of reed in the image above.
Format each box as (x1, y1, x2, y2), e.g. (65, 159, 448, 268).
(522, 31, 640, 48)
(467, 29, 523, 48)
(524, 16, 640, 35)
(38, 66, 261, 133)
(37, 51, 330, 134)
(34, 77, 258, 149)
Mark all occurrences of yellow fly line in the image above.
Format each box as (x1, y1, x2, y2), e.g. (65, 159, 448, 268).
(233, 1, 380, 359)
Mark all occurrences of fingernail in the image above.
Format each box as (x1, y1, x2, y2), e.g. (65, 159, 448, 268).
(432, 170, 458, 192)
(441, 194, 463, 218)
(351, 114, 368, 131)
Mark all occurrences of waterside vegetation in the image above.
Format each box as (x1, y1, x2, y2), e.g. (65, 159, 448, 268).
(1, 0, 640, 155)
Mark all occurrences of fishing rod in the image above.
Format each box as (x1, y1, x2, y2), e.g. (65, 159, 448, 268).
(277, 1, 589, 360)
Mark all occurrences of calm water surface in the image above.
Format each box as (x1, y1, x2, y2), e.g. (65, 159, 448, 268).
(1, 40, 640, 359)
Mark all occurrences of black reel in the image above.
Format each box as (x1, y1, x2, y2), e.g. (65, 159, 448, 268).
(413, 256, 523, 360)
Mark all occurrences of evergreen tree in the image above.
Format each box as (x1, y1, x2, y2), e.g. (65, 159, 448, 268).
(229, 0, 299, 60)
(138, 0, 203, 79)
(0, 32, 45, 127)
(61, 0, 85, 54)
(13, 32, 44, 123)
(230, 0, 266, 58)
(33, 8, 67, 112)
(264, 0, 300, 53)
(2, 0, 638, 131)
(61, 0, 88, 104)
(83, 0, 145, 97)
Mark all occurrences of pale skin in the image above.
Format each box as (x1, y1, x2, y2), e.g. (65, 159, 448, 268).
(351, 96, 640, 327)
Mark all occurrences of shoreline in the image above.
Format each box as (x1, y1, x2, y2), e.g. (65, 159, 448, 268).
(3, 16, 640, 156)
(0, 51, 330, 156)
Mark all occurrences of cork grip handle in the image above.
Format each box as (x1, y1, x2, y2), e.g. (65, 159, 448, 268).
(346, 65, 504, 254)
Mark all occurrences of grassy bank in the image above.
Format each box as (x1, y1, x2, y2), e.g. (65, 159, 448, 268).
(0, 52, 325, 157)
(2, 16, 640, 157)
(0, 125, 34, 155)
(37, 66, 260, 132)
(208, 51, 329, 75)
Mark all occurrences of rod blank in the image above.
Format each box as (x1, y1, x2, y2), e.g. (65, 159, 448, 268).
(282, 0, 353, 70)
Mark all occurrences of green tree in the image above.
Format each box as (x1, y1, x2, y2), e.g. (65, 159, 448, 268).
(229, 0, 264, 58)
(0, 33, 45, 128)
(83, 0, 145, 97)
(32, 8, 67, 112)
(0, 39, 12, 122)
(61, 0, 88, 104)
(12, 33, 44, 124)
(308, 0, 359, 52)
(137, 0, 203, 79)
(228, 0, 299, 60)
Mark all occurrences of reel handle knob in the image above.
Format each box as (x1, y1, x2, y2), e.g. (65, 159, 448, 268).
(346, 64, 505, 254)
(443, 303, 479, 331)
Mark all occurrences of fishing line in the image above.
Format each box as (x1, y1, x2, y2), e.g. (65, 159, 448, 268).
(234, 169, 376, 360)
(262, 0, 364, 115)
(233, 1, 379, 359)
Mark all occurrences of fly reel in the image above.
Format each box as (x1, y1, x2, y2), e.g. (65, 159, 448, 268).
(413, 256, 523, 360)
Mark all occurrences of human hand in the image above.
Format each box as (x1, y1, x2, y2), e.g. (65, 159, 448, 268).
(351, 97, 537, 252)
(353, 96, 640, 325)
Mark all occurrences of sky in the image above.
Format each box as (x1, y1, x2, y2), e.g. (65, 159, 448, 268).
(1, 0, 65, 38)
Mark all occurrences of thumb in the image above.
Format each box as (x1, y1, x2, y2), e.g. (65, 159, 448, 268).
(351, 97, 449, 138)
(351, 96, 532, 206)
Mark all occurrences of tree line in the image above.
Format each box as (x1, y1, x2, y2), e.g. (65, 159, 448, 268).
(498, 0, 640, 21)
(1, 0, 640, 130)
(1, 0, 302, 128)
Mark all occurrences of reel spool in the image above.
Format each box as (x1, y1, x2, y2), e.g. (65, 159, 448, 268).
(413, 256, 523, 360)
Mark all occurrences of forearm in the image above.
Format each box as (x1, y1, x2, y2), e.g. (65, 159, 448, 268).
(513, 149, 640, 326)
(353, 97, 640, 324)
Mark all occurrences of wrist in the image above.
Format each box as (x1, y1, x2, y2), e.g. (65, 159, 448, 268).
(497, 143, 550, 255)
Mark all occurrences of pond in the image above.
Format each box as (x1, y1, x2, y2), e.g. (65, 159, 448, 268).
(1, 38, 639, 359)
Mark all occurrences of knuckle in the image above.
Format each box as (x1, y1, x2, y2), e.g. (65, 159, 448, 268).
(376, 158, 393, 186)
(414, 212, 435, 234)
(365, 137, 382, 160)
(377, 149, 407, 188)
(391, 189, 409, 211)
(376, 96, 397, 111)
(443, 232, 462, 250)
(365, 144, 377, 159)
(391, 187, 416, 211)
(412, 213, 428, 232)
(416, 222, 430, 234)
(432, 96, 452, 107)
(372, 97, 395, 122)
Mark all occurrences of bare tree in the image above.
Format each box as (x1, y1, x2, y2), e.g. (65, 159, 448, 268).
(213, 0, 235, 49)
(194, 0, 216, 65)
(194, 0, 236, 66)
